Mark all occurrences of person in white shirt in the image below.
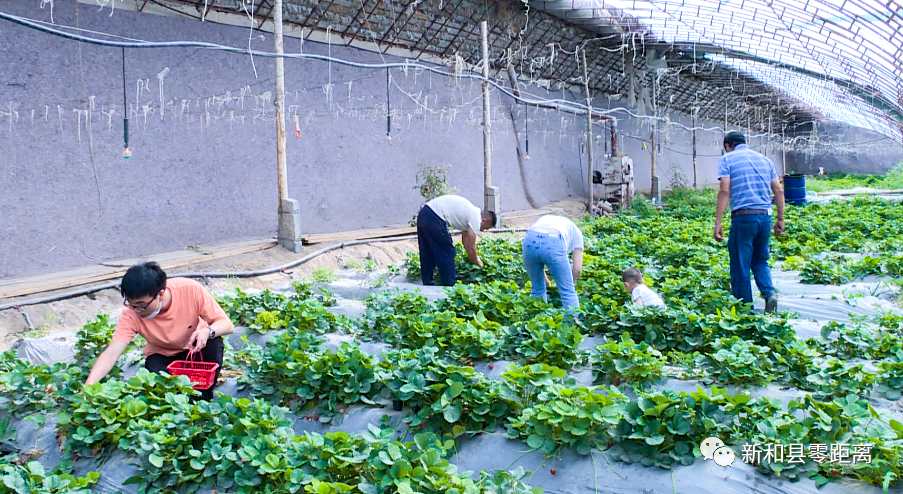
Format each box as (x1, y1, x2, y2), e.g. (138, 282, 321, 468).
(622, 267, 666, 308)
(417, 195, 496, 286)
(522, 215, 584, 309)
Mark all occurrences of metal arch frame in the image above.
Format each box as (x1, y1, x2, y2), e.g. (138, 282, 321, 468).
(529, 0, 902, 139)
(130, 0, 897, 139)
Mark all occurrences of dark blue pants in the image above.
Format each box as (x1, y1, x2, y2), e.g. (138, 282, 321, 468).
(727, 213, 776, 306)
(417, 205, 456, 286)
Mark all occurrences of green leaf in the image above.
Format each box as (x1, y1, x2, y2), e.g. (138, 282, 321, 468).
(448, 381, 464, 399)
(388, 444, 403, 461)
(149, 453, 165, 468)
(443, 404, 462, 423)
(527, 434, 545, 449)
(379, 450, 394, 466)
(645, 435, 665, 446)
(453, 425, 466, 438)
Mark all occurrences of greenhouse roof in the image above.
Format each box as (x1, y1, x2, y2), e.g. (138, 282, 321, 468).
(134, 0, 903, 141)
(532, 0, 903, 139)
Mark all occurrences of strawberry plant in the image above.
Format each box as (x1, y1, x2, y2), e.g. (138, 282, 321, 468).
(500, 363, 574, 410)
(377, 348, 512, 434)
(514, 314, 585, 369)
(770, 338, 822, 387)
(241, 330, 379, 415)
(126, 395, 299, 493)
(217, 288, 289, 326)
(364, 292, 432, 340)
(870, 330, 903, 360)
(580, 294, 624, 334)
(816, 321, 878, 359)
(799, 255, 854, 284)
(0, 456, 99, 494)
(704, 336, 776, 386)
(742, 406, 818, 481)
(0, 352, 70, 418)
(612, 306, 709, 353)
(802, 358, 876, 399)
(591, 332, 665, 385)
(292, 279, 337, 306)
(844, 417, 903, 492)
(58, 369, 198, 458)
(665, 350, 706, 379)
(476, 467, 543, 494)
(448, 312, 506, 360)
(217, 287, 337, 334)
(507, 384, 628, 455)
(436, 281, 551, 326)
(611, 389, 702, 468)
(250, 309, 288, 332)
(874, 350, 903, 400)
(72, 314, 116, 363)
(366, 294, 509, 361)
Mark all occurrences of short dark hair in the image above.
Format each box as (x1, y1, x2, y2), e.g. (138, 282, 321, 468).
(723, 131, 746, 147)
(622, 267, 643, 283)
(120, 262, 167, 299)
(483, 210, 497, 228)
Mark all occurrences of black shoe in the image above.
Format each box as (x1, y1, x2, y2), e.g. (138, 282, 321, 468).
(764, 294, 778, 314)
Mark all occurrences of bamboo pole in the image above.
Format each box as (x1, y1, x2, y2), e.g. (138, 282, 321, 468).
(692, 109, 697, 189)
(480, 21, 492, 204)
(274, 0, 288, 202)
(582, 49, 594, 216)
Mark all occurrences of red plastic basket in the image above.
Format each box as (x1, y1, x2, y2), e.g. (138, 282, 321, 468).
(167, 351, 219, 390)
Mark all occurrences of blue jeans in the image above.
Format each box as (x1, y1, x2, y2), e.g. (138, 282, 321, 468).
(522, 231, 579, 309)
(727, 213, 776, 306)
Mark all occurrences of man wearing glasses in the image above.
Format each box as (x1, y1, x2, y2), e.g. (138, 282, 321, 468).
(84, 262, 234, 400)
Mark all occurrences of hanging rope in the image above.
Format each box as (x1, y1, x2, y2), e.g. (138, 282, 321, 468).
(121, 47, 130, 158)
(386, 68, 392, 141)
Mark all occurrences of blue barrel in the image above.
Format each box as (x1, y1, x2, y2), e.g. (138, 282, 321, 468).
(784, 174, 807, 205)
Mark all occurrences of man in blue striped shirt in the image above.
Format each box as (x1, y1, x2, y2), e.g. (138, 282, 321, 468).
(714, 132, 785, 313)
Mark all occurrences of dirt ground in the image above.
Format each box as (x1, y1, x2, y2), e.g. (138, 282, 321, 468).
(0, 200, 586, 349)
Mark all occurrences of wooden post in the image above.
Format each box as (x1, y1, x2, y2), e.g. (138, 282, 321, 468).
(480, 21, 492, 205)
(691, 109, 697, 189)
(582, 49, 594, 216)
(274, 0, 288, 202)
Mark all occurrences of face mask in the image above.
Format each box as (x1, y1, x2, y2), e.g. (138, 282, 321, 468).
(140, 294, 163, 320)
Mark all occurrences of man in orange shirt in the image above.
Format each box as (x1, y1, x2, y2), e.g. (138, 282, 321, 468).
(85, 262, 235, 400)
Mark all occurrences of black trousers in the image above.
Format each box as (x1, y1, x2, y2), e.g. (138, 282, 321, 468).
(417, 205, 457, 286)
(145, 336, 225, 401)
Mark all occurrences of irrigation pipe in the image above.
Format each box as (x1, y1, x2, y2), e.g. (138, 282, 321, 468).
(0, 228, 528, 312)
(0, 9, 780, 132)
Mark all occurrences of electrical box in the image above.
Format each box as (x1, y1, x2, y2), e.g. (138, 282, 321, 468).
(594, 155, 635, 208)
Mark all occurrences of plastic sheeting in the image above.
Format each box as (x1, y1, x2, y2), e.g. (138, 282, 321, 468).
(2, 267, 900, 494)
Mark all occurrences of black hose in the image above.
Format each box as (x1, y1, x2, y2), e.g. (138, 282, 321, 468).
(0, 228, 527, 311)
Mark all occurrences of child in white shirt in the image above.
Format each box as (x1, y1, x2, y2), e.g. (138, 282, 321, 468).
(622, 267, 666, 308)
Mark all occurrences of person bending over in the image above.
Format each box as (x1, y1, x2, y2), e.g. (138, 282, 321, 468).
(522, 215, 584, 309)
(417, 194, 495, 286)
(84, 262, 234, 400)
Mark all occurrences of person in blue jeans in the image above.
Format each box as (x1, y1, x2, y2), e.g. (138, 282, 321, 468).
(714, 131, 786, 313)
(522, 215, 584, 309)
